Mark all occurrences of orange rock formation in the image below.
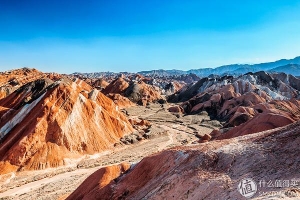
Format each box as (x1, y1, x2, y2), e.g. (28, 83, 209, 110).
(102, 77, 129, 95)
(66, 162, 130, 200)
(0, 77, 134, 174)
(106, 93, 135, 109)
(69, 121, 300, 199)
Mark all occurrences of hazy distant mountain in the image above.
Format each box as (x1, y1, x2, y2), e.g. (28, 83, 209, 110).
(268, 64, 300, 76)
(72, 56, 300, 78)
(138, 56, 300, 77)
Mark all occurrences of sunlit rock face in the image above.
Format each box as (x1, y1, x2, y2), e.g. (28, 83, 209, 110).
(106, 93, 135, 109)
(214, 99, 300, 139)
(0, 68, 45, 100)
(0, 77, 134, 174)
(102, 77, 130, 95)
(168, 71, 300, 137)
(0, 68, 63, 100)
(69, 121, 300, 199)
(66, 162, 131, 200)
(124, 81, 164, 106)
(102, 76, 165, 106)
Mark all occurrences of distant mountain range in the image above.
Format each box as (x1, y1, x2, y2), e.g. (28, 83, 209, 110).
(138, 56, 300, 77)
(268, 64, 300, 76)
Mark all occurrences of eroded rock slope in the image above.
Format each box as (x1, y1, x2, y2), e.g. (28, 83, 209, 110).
(69, 121, 300, 199)
(169, 71, 300, 138)
(0, 77, 133, 174)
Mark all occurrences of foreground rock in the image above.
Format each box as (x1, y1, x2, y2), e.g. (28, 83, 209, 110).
(70, 121, 300, 199)
(66, 162, 131, 200)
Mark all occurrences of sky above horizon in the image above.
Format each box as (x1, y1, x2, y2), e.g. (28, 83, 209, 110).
(1, 0, 300, 74)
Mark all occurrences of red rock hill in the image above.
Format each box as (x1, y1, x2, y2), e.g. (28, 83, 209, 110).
(0, 77, 134, 174)
(69, 121, 300, 199)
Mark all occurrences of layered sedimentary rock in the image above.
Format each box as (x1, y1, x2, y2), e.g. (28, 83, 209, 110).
(0, 68, 45, 100)
(93, 78, 109, 90)
(214, 99, 300, 139)
(161, 81, 185, 96)
(66, 162, 131, 200)
(70, 121, 300, 199)
(124, 81, 163, 106)
(0, 77, 134, 174)
(0, 68, 44, 86)
(169, 71, 300, 137)
(73, 72, 191, 106)
(101, 76, 164, 106)
(106, 93, 135, 109)
(102, 77, 129, 95)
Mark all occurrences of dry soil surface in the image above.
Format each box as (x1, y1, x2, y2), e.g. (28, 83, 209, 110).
(0, 103, 218, 200)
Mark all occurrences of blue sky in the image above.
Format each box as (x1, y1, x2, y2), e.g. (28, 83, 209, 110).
(1, 0, 300, 73)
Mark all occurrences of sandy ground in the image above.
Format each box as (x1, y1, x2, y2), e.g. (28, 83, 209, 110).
(0, 103, 218, 200)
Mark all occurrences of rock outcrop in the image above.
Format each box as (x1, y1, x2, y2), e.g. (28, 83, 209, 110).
(0, 68, 46, 100)
(93, 78, 109, 90)
(70, 121, 300, 199)
(168, 105, 184, 113)
(66, 162, 131, 200)
(125, 81, 164, 106)
(0, 77, 134, 174)
(162, 81, 185, 96)
(102, 77, 129, 95)
(215, 99, 300, 139)
(72, 72, 190, 106)
(101, 77, 165, 106)
(170, 72, 300, 138)
(106, 93, 135, 109)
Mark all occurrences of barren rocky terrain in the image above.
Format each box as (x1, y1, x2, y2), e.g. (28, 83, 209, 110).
(70, 121, 300, 200)
(0, 103, 216, 200)
(1, 68, 300, 200)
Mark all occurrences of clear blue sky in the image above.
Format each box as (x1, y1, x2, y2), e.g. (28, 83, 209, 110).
(1, 0, 300, 73)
